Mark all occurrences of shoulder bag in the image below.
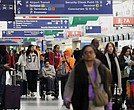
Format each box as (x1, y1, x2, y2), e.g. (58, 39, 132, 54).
(88, 73, 108, 106)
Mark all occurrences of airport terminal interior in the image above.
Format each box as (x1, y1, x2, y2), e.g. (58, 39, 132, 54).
(1, 0, 134, 110)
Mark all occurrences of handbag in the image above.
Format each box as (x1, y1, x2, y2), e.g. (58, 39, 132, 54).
(88, 74, 108, 106)
(121, 69, 129, 78)
(57, 61, 68, 77)
(57, 56, 72, 77)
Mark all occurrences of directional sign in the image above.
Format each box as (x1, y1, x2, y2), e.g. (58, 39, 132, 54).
(54, 33, 64, 38)
(113, 17, 134, 27)
(0, 0, 15, 21)
(16, 0, 112, 15)
(2, 30, 44, 38)
(0, 40, 22, 45)
(7, 19, 69, 29)
(85, 26, 101, 33)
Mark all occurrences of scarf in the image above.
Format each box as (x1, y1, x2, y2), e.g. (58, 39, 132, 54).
(105, 53, 122, 89)
(124, 55, 131, 75)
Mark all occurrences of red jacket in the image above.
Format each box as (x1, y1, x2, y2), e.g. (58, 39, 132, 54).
(8, 55, 15, 68)
(48, 51, 61, 70)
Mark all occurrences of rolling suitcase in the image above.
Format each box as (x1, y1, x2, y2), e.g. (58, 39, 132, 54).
(16, 64, 27, 96)
(3, 68, 21, 109)
(112, 85, 122, 110)
(16, 79, 27, 96)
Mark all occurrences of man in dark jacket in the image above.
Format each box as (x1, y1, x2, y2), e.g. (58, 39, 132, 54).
(91, 38, 108, 67)
(73, 48, 81, 64)
(0, 45, 10, 109)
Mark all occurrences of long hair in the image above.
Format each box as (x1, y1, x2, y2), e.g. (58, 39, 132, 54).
(104, 42, 117, 57)
(120, 46, 131, 56)
(53, 45, 59, 52)
(26, 45, 38, 56)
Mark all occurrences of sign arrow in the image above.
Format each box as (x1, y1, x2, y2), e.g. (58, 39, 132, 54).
(8, 21, 12, 24)
(64, 20, 68, 24)
(40, 31, 43, 34)
(106, 1, 111, 5)
(17, 1, 22, 6)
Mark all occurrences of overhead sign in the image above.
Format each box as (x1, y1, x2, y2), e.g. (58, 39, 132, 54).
(0, 0, 15, 21)
(67, 31, 82, 37)
(2, 30, 44, 38)
(54, 33, 64, 38)
(113, 17, 134, 27)
(0, 40, 23, 45)
(45, 35, 54, 41)
(85, 26, 101, 33)
(7, 19, 69, 29)
(16, 0, 113, 15)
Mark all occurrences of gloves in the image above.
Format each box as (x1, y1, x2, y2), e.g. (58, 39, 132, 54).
(64, 99, 71, 109)
(105, 101, 112, 110)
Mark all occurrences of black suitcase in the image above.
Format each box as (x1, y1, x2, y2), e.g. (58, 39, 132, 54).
(16, 64, 27, 96)
(4, 85, 20, 109)
(16, 79, 27, 96)
(3, 69, 21, 109)
(112, 85, 122, 110)
(126, 97, 134, 109)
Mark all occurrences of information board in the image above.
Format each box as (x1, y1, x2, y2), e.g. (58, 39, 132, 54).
(54, 33, 64, 38)
(16, 0, 112, 15)
(2, 30, 44, 38)
(85, 26, 101, 33)
(7, 19, 69, 29)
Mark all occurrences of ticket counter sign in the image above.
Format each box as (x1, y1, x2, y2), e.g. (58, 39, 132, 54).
(16, 0, 113, 15)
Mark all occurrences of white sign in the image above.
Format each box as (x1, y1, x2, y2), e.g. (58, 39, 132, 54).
(45, 35, 54, 41)
(0, 21, 7, 30)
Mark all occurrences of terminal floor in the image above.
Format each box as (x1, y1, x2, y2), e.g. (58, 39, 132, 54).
(6, 73, 71, 110)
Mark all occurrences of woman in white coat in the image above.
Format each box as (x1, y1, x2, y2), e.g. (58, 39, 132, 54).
(104, 42, 122, 95)
(17, 50, 27, 81)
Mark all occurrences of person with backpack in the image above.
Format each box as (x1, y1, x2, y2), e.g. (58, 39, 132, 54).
(57, 48, 75, 100)
(25, 45, 40, 97)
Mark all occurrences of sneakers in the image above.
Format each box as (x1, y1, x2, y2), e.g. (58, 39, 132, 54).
(122, 102, 127, 110)
(27, 89, 30, 95)
(52, 97, 58, 100)
(31, 92, 35, 97)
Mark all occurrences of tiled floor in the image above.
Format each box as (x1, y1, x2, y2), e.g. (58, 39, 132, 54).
(6, 73, 71, 110)
(20, 87, 73, 110)
(21, 96, 64, 110)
